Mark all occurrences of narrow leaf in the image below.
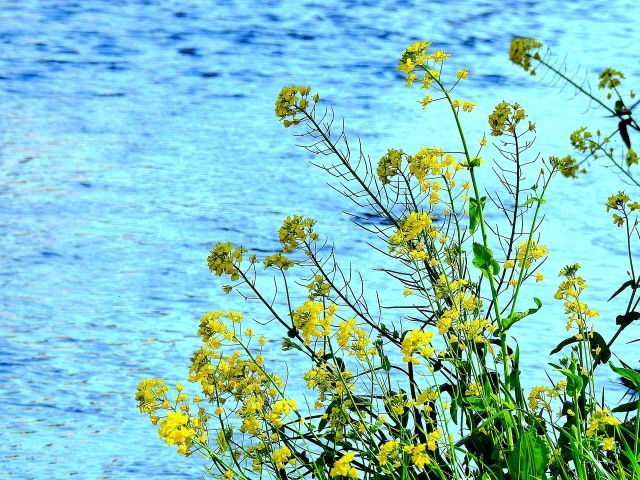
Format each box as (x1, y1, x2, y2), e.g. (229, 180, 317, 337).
(608, 279, 637, 301)
(469, 196, 486, 234)
(610, 363, 640, 390)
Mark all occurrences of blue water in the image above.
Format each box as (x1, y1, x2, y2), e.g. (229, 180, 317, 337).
(2, 0, 639, 478)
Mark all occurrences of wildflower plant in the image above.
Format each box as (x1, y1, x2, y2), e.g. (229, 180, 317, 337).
(136, 41, 640, 479)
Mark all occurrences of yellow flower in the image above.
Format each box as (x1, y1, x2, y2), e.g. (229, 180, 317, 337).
(598, 68, 625, 90)
(466, 382, 482, 397)
(509, 37, 542, 73)
(401, 330, 435, 364)
(273, 446, 293, 469)
(515, 240, 548, 268)
(378, 440, 401, 467)
(279, 215, 319, 253)
(275, 85, 314, 127)
(377, 148, 404, 184)
(403, 288, 412, 296)
(602, 437, 615, 451)
(264, 253, 295, 270)
(421, 96, 433, 109)
(431, 50, 451, 62)
(268, 399, 297, 427)
(479, 135, 487, 147)
(337, 319, 356, 348)
(462, 101, 476, 112)
(207, 242, 247, 281)
(330, 452, 358, 478)
(535, 272, 544, 282)
(456, 67, 469, 80)
(404, 443, 431, 469)
(488, 101, 527, 136)
(586, 409, 621, 437)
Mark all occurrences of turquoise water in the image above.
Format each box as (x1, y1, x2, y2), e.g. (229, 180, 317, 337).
(1, 1, 639, 478)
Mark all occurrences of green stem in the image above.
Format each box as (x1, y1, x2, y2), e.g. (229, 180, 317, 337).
(426, 69, 513, 449)
(532, 56, 616, 115)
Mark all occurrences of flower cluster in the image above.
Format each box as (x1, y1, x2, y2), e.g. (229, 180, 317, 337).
(528, 381, 566, 413)
(292, 300, 337, 345)
(554, 264, 599, 332)
(207, 242, 247, 281)
(307, 274, 330, 299)
(135, 379, 209, 456)
(275, 85, 319, 127)
(569, 127, 598, 154)
(407, 147, 459, 187)
(488, 101, 531, 136)
(433, 278, 486, 340)
(376, 148, 405, 185)
(400, 329, 435, 364)
(330, 452, 357, 479)
(264, 252, 294, 270)
(606, 191, 640, 226)
(337, 318, 376, 359)
(279, 215, 319, 253)
(509, 37, 542, 74)
(396, 41, 473, 111)
(515, 239, 549, 269)
(598, 68, 625, 90)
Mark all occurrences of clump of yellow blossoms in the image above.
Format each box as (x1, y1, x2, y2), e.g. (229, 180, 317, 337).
(515, 239, 549, 268)
(509, 37, 542, 74)
(329, 452, 358, 479)
(606, 191, 640, 226)
(264, 252, 294, 270)
(401, 329, 435, 364)
(570, 127, 598, 154)
(279, 215, 319, 253)
(207, 242, 247, 281)
(389, 211, 433, 252)
(488, 101, 533, 136)
(274, 85, 319, 127)
(136, 379, 209, 456)
(376, 148, 404, 184)
(598, 68, 625, 90)
(554, 264, 599, 331)
(528, 381, 566, 412)
(292, 300, 337, 344)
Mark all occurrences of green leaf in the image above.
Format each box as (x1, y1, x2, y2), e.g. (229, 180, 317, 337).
(472, 242, 500, 278)
(550, 332, 611, 364)
(506, 428, 551, 480)
(499, 298, 542, 333)
(375, 341, 391, 372)
(450, 398, 458, 425)
(610, 363, 640, 391)
(469, 196, 486, 234)
(483, 377, 493, 408)
(608, 279, 638, 301)
(511, 345, 525, 408)
(616, 311, 640, 328)
(612, 400, 640, 413)
(558, 370, 584, 397)
(520, 197, 546, 207)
